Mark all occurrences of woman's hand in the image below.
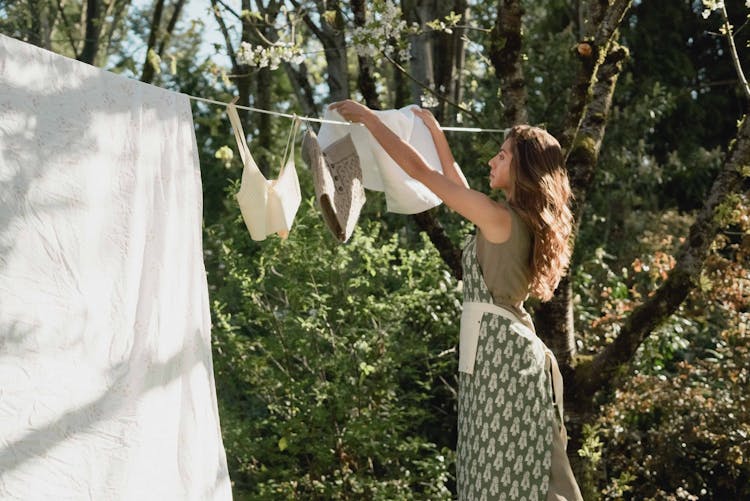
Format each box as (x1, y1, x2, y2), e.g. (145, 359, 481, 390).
(328, 99, 376, 125)
(411, 107, 441, 132)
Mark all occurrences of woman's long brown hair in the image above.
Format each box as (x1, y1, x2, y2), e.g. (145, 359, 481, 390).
(506, 125, 573, 302)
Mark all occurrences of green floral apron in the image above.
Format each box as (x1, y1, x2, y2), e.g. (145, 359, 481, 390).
(457, 235, 555, 500)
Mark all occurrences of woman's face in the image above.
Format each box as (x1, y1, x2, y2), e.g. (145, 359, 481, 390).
(487, 139, 513, 192)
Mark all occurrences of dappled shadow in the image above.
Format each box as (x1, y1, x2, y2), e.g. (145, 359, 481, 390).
(0, 33, 188, 276)
(0, 331, 211, 473)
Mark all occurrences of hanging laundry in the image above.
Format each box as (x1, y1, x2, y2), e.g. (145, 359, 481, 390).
(301, 130, 366, 242)
(0, 34, 231, 500)
(317, 105, 444, 214)
(227, 100, 301, 241)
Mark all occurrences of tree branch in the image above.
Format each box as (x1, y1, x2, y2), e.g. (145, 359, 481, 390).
(576, 115, 750, 398)
(719, 2, 750, 102)
(103, 0, 132, 59)
(214, 0, 241, 20)
(156, 0, 187, 57)
(210, 0, 239, 71)
(288, 0, 326, 43)
(411, 210, 463, 280)
(55, 0, 80, 59)
(140, 0, 166, 83)
(283, 60, 319, 119)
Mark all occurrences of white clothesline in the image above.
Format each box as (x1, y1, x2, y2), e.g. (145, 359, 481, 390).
(187, 95, 508, 134)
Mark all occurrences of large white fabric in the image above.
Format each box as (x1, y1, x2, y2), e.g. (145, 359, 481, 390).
(317, 105, 443, 214)
(0, 34, 231, 500)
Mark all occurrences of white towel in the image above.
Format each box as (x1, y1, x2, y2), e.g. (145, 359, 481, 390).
(0, 35, 231, 500)
(317, 105, 444, 214)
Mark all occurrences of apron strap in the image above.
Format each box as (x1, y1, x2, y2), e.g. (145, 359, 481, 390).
(544, 348, 565, 431)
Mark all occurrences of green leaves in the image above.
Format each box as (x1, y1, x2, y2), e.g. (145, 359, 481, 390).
(207, 203, 458, 498)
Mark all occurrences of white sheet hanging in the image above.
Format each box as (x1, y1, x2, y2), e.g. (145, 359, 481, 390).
(0, 34, 231, 500)
(317, 105, 444, 214)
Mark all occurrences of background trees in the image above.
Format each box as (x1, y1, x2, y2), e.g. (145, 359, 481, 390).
(2, 0, 748, 498)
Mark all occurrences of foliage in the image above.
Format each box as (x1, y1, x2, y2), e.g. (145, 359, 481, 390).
(206, 196, 463, 499)
(574, 186, 750, 500)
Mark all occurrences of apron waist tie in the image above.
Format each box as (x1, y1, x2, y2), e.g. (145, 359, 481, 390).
(459, 301, 523, 374)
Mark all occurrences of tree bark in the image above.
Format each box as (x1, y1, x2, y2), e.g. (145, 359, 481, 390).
(488, 0, 527, 126)
(139, 0, 166, 82)
(156, 0, 187, 57)
(403, 0, 436, 107)
(290, 0, 349, 101)
(79, 0, 104, 64)
(351, 0, 380, 110)
(559, 0, 632, 154)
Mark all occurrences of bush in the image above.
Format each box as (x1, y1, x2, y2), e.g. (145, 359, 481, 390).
(205, 198, 463, 499)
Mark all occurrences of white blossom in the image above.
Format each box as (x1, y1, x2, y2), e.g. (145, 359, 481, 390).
(237, 41, 304, 71)
(420, 93, 439, 108)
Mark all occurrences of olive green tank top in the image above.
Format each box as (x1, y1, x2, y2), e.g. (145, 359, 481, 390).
(475, 202, 535, 332)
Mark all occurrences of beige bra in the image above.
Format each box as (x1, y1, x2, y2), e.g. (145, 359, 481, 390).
(226, 100, 301, 241)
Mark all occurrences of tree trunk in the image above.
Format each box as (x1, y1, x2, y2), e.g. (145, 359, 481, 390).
(255, 66, 273, 175)
(351, 0, 380, 110)
(322, 1, 349, 101)
(488, 0, 527, 126)
(534, 0, 633, 368)
(433, 0, 468, 124)
(79, 0, 104, 64)
(449, 0, 468, 123)
(290, 0, 349, 101)
(559, 0, 632, 153)
(403, 0, 436, 106)
(246, 0, 282, 176)
(139, 0, 166, 82)
(535, 44, 629, 368)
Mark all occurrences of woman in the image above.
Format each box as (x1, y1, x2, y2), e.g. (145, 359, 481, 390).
(330, 100, 583, 500)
